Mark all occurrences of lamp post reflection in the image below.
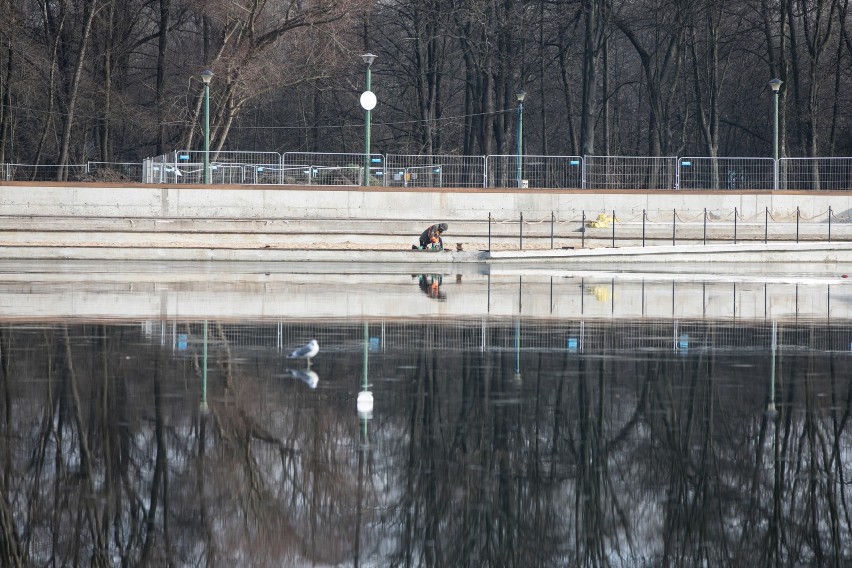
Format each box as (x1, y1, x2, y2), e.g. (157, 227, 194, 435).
(514, 318, 522, 383)
(354, 322, 373, 567)
(766, 320, 778, 419)
(200, 320, 209, 415)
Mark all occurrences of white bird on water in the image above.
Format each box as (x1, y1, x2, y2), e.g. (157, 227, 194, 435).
(288, 339, 319, 365)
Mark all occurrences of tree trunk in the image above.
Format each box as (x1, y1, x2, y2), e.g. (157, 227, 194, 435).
(32, 0, 69, 169)
(156, 0, 171, 156)
(581, 0, 610, 155)
(57, 0, 100, 180)
(0, 0, 16, 166)
(100, 0, 115, 163)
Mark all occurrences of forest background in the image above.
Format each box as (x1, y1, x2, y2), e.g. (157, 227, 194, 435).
(0, 0, 849, 175)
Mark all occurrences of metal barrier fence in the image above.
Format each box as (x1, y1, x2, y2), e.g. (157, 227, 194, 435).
(86, 161, 144, 182)
(8, 154, 852, 191)
(282, 152, 383, 186)
(145, 319, 852, 355)
(585, 155, 678, 190)
(2, 163, 88, 181)
(486, 155, 583, 188)
(384, 154, 486, 188)
(677, 157, 775, 190)
(779, 157, 852, 191)
(144, 150, 281, 184)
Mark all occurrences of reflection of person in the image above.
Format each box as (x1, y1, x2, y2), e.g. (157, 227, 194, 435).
(417, 223, 448, 250)
(418, 274, 446, 300)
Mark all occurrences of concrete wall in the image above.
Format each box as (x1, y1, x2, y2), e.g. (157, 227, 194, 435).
(3, 182, 852, 222)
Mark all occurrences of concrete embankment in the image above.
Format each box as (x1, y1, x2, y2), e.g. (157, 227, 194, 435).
(2, 181, 852, 265)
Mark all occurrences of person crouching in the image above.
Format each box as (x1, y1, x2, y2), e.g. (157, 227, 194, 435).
(418, 223, 448, 250)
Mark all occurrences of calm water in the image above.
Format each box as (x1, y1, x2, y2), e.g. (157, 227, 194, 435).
(2, 317, 851, 566)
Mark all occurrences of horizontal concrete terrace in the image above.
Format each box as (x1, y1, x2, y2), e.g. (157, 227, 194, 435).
(2, 181, 852, 265)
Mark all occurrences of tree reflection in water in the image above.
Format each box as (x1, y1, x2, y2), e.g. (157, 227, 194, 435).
(0, 319, 851, 566)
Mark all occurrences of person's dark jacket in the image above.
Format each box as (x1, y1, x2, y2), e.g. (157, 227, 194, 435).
(419, 223, 448, 248)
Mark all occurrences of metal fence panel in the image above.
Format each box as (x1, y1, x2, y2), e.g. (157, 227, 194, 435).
(486, 155, 583, 188)
(15, 152, 852, 192)
(585, 156, 678, 190)
(780, 158, 852, 191)
(678, 157, 775, 190)
(283, 152, 383, 186)
(146, 152, 179, 183)
(142, 318, 848, 354)
(0, 163, 88, 181)
(87, 162, 144, 182)
(385, 154, 486, 188)
(144, 150, 283, 184)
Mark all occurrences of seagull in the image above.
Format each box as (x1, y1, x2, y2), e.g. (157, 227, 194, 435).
(288, 339, 319, 365)
(286, 368, 319, 389)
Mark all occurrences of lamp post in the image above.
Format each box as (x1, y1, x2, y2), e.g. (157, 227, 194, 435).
(516, 91, 526, 188)
(199, 70, 214, 184)
(768, 78, 782, 192)
(768, 79, 782, 161)
(360, 54, 377, 186)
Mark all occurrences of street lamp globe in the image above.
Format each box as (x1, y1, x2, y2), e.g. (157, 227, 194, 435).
(768, 78, 783, 165)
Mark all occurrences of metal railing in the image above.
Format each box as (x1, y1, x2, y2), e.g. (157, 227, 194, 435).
(8, 154, 852, 191)
(486, 155, 583, 188)
(677, 157, 775, 190)
(2, 163, 88, 182)
(143, 151, 281, 184)
(779, 157, 852, 191)
(282, 152, 383, 186)
(86, 162, 144, 182)
(143, 319, 852, 354)
(584, 155, 678, 190)
(384, 154, 486, 188)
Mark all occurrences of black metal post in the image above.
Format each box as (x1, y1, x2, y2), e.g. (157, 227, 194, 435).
(796, 206, 800, 243)
(734, 207, 738, 244)
(672, 209, 676, 246)
(703, 208, 707, 245)
(611, 210, 615, 248)
(550, 211, 554, 249)
(488, 212, 491, 251)
(582, 211, 585, 248)
(829, 206, 833, 243)
(520, 212, 523, 250)
(642, 210, 646, 247)
(765, 206, 768, 244)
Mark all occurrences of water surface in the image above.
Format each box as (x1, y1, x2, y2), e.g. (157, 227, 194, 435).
(1, 318, 850, 566)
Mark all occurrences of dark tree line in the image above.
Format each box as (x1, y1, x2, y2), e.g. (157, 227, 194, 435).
(0, 0, 851, 178)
